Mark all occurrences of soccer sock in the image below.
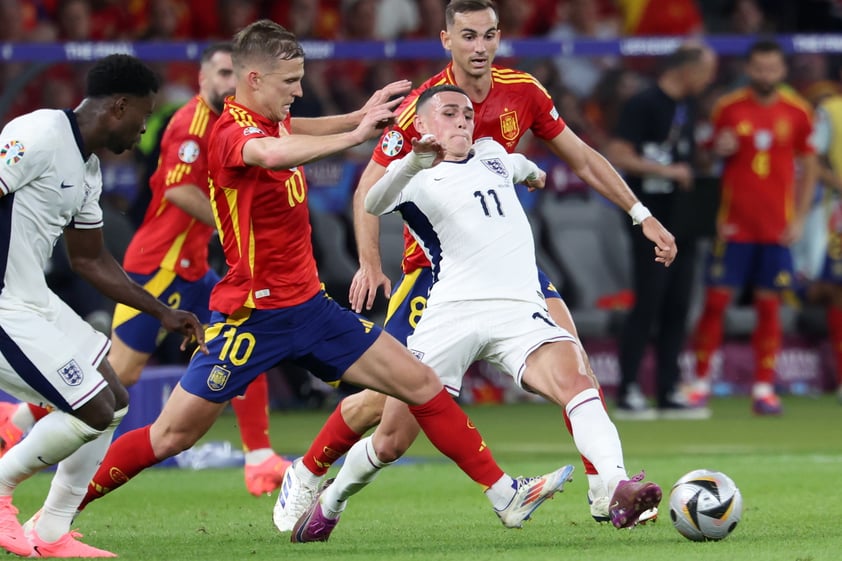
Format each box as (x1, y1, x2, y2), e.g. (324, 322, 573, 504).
(301, 400, 363, 477)
(408, 388, 504, 488)
(565, 388, 627, 496)
(0, 411, 102, 496)
(320, 436, 391, 519)
(230, 373, 272, 457)
(562, 391, 604, 498)
(828, 305, 842, 385)
(79, 425, 159, 511)
(752, 295, 781, 386)
(693, 288, 731, 379)
(36, 407, 126, 542)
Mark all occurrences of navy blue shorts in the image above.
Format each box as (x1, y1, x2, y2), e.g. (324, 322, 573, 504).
(180, 291, 381, 402)
(705, 240, 794, 290)
(384, 266, 562, 345)
(112, 269, 219, 354)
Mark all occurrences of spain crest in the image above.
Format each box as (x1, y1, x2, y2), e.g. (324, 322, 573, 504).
(499, 110, 519, 141)
(207, 365, 231, 392)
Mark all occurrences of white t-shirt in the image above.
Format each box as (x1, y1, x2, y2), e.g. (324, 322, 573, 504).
(373, 139, 542, 305)
(0, 109, 103, 312)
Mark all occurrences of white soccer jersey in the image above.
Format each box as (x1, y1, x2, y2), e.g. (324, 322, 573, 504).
(374, 139, 543, 305)
(0, 109, 103, 312)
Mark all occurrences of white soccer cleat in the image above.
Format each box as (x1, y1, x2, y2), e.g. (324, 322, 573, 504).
(495, 464, 574, 529)
(273, 459, 324, 532)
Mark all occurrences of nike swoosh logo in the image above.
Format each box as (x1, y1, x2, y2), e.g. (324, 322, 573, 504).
(37, 455, 50, 465)
(60, 182, 73, 189)
(433, 177, 444, 181)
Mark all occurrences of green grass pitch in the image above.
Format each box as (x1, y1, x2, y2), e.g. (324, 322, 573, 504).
(12, 396, 842, 560)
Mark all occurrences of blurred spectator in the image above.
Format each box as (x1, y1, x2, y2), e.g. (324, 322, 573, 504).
(605, 44, 718, 419)
(549, 0, 619, 99)
(140, 0, 192, 40)
(583, 68, 644, 149)
(409, 0, 447, 38)
(375, 0, 419, 39)
(272, 0, 341, 39)
(729, 0, 771, 34)
(217, 0, 259, 37)
(616, 0, 704, 35)
(496, 0, 534, 37)
(56, 0, 94, 40)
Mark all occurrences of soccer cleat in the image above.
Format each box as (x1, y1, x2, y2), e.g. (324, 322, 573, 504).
(609, 471, 662, 529)
(26, 526, 116, 558)
(273, 459, 324, 532)
(495, 464, 574, 529)
(752, 393, 783, 416)
(290, 479, 338, 543)
(0, 402, 24, 458)
(244, 453, 292, 497)
(0, 495, 32, 556)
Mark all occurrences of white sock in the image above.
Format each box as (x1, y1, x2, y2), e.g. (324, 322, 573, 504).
(752, 382, 774, 399)
(35, 407, 126, 542)
(293, 458, 323, 488)
(244, 448, 274, 465)
(587, 473, 607, 500)
(485, 474, 517, 511)
(565, 388, 627, 497)
(10, 403, 35, 432)
(0, 411, 102, 495)
(320, 436, 391, 519)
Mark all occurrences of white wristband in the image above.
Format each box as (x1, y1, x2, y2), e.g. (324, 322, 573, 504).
(629, 202, 652, 226)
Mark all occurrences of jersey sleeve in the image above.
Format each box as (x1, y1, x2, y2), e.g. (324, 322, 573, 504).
(158, 119, 209, 194)
(0, 126, 51, 197)
(524, 78, 566, 141)
(507, 153, 542, 184)
(371, 91, 423, 168)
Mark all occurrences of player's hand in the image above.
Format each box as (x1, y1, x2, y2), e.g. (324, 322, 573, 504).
(713, 128, 738, 157)
(160, 309, 208, 354)
(781, 217, 805, 245)
(349, 263, 392, 313)
(411, 134, 445, 167)
(664, 162, 693, 190)
(354, 103, 399, 142)
(641, 216, 678, 267)
(524, 169, 547, 191)
(360, 80, 412, 115)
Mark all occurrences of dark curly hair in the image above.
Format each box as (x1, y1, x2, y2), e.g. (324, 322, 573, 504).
(86, 54, 160, 98)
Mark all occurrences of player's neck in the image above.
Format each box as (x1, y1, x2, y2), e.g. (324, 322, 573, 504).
(451, 65, 492, 103)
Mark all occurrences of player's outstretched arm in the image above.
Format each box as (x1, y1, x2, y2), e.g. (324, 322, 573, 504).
(63, 227, 207, 352)
(291, 80, 411, 136)
(365, 135, 443, 216)
(350, 159, 390, 313)
(164, 184, 216, 226)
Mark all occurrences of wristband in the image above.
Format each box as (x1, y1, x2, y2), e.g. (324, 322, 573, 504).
(629, 202, 652, 226)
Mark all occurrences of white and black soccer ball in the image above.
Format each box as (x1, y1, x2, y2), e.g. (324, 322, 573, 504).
(669, 469, 742, 541)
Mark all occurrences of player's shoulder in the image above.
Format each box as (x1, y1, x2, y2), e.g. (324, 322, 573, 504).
(490, 66, 549, 95)
(778, 87, 813, 118)
(473, 137, 506, 155)
(168, 96, 214, 136)
(712, 87, 751, 116)
(4, 109, 67, 139)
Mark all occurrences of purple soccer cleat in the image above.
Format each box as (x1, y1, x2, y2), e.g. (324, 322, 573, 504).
(290, 479, 338, 543)
(609, 471, 662, 529)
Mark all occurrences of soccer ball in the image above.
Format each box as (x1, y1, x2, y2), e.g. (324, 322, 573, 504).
(669, 469, 742, 541)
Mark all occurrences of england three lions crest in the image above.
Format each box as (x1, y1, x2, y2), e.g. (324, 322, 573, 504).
(57, 360, 83, 386)
(481, 158, 509, 178)
(207, 365, 231, 392)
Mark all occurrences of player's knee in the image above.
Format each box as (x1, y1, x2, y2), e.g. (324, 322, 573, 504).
(373, 432, 410, 463)
(341, 390, 384, 432)
(116, 364, 144, 387)
(153, 429, 197, 458)
(76, 392, 118, 432)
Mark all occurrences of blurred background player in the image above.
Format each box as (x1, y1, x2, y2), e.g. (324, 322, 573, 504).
(688, 39, 818, 415)
(274, 0, 673, 531)
(0, 42, 293, 497)
(0, 54, 205, 558)
(605, 43, 717, 420)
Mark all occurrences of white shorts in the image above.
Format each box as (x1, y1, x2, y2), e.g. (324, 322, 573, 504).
(0, 293, 110, 411)
(407, 299, 576, 395)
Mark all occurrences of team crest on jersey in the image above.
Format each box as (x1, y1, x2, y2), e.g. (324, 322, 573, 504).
(753, 129, 773, 151)
(57, 360, 83, 386)
(481, 158, 509, 178)
(499, 110, 519, 141)
(381, 130, 404, 157)
(178, 139, 200, 163)
(207, 365, 231, 392)
(242, 126, 264, 136)
(1, 140, 24, 165)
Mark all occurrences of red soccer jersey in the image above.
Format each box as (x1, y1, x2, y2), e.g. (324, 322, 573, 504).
(371, 63, 566, 273)
(122, 95, 217, 282)
(713, 87, 815, 243)
(207, 98, 321, 314)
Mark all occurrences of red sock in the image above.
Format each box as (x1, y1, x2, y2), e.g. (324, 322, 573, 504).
(693, 288, 731, 378)
(408, 389, 504, 488)
(230, 373, 271, 452)
(828, 305, 842, 385)
(753, 295, 780, 386)
(301, 400, 363, 476)
(27, 403, 50, 421)
(561, 387, 606, 476)
(80, 425, 159, 511)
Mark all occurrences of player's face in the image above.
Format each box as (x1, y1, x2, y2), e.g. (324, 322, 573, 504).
(441, 8, 500, 79)
(417, 91, 475, 159)
(685, 51, 718, 96)
(201, 51, 236, 114)
(746, 51, 786, 97)
(107, 94, 155, 154)
(252, 57, 304, 122)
